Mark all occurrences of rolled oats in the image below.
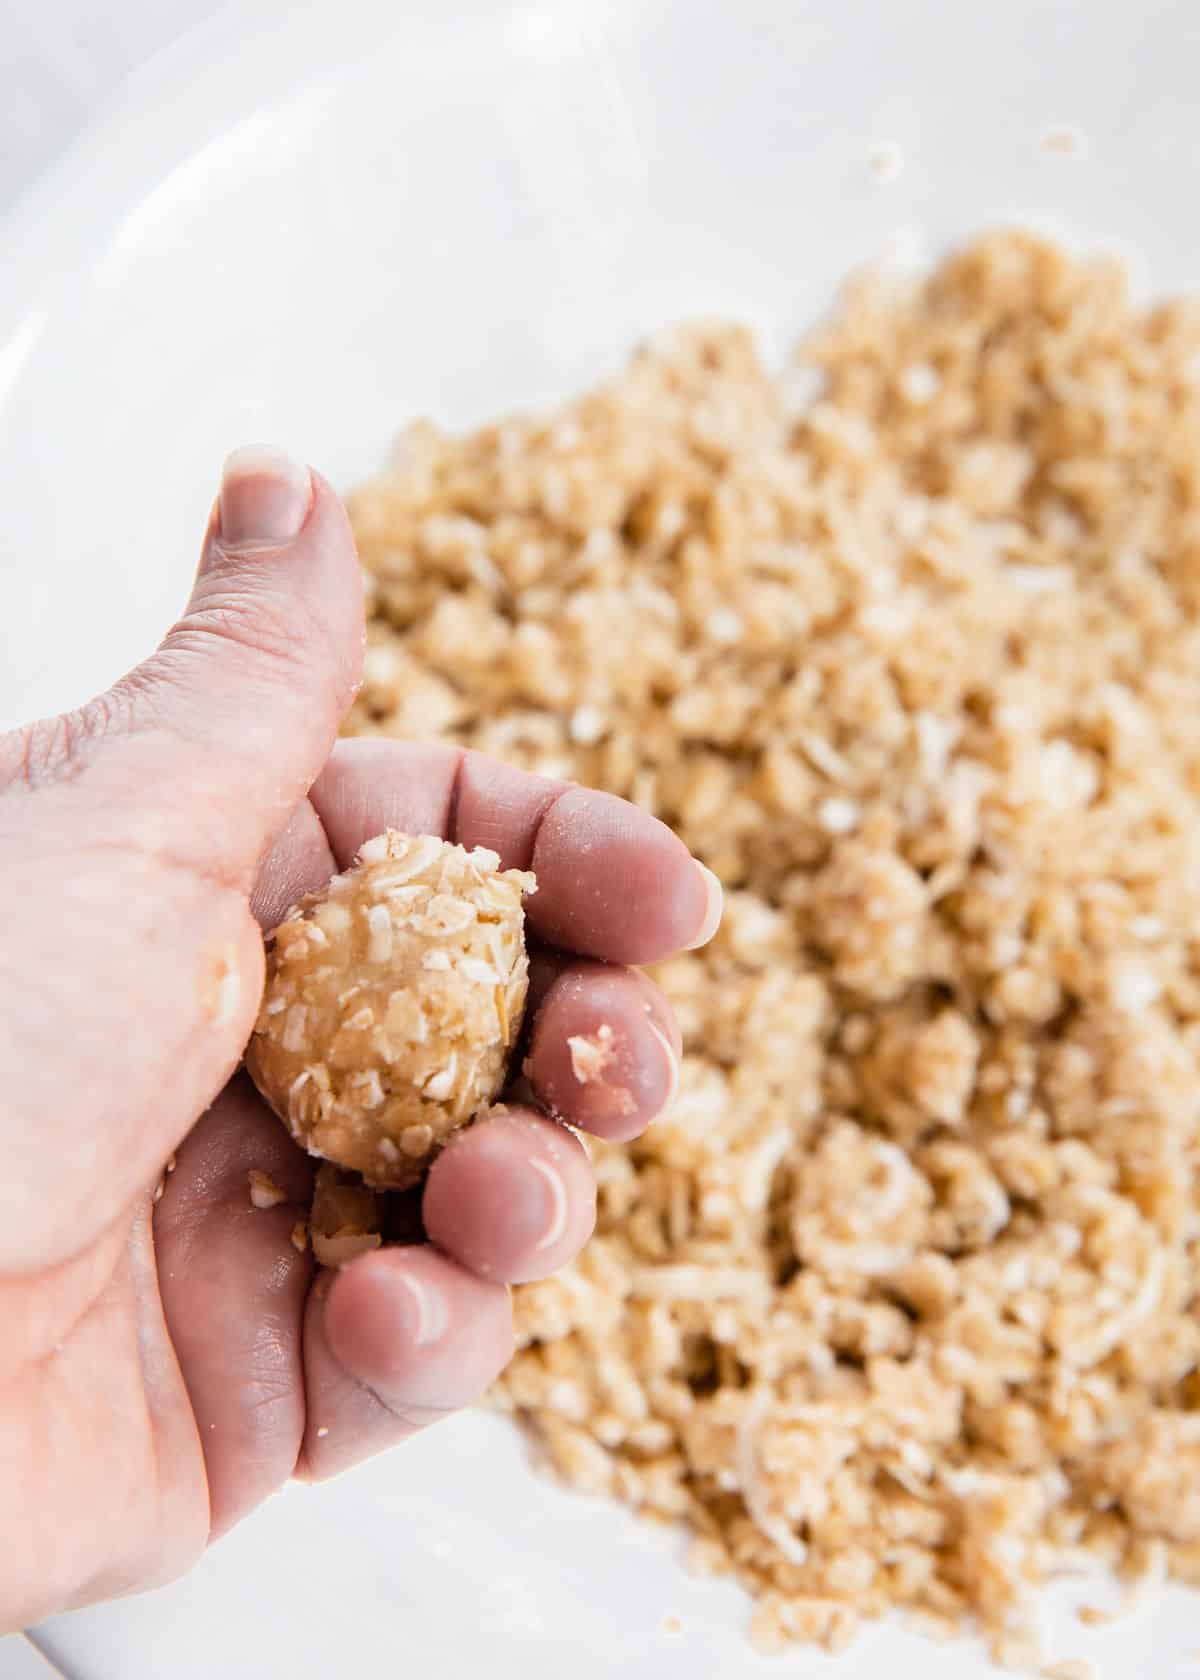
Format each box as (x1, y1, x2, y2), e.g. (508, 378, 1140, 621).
(344, 232, 1200, 1658)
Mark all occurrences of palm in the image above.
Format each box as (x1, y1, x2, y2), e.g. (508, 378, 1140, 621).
(4, 1194, 208, 1625)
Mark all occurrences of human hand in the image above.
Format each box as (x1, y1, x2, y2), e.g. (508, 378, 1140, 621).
(0, 449, 722, 1630)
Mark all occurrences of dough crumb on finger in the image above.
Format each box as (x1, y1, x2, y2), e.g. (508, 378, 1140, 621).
(247, 1169, 286, 1210)
(566, 1024, 616, 1084)
(308, 1163, 382, 1268)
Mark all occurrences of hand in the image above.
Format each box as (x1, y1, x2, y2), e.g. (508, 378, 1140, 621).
(0, 448, 721, 1630)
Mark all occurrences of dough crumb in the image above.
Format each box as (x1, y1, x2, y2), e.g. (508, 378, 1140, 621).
(309, 1163, 382, 1268)
(567, 1024, 617, 1085)
(200, 942, 242, 1027)
(248, 1169, 286, 1210)
(1040, 122, 1088, 158)
(868, 140, 904, 182)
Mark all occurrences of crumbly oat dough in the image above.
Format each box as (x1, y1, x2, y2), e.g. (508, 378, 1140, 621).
(246, 831, 535, 1189)
(247, 1168, 286, 1210)
(343, 233, 1200, 1659)
(309, 1162, 383, 1267)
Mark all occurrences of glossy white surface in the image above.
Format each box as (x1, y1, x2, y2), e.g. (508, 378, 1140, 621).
(0, 0, 222, 213)
(4, 0, 1200, 1674)
(24, 1410, 1200, 1680)
(0, 1637, 64, 1678)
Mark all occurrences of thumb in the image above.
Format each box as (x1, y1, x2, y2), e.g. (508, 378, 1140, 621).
(109, 445, 364, 879)
(0, 447, 362, 1270)
(18, 446, 364, 879)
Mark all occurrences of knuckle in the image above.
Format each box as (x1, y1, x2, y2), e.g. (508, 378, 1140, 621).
(169, 585, 310, 684)
(0, 694, 126, 793)
(167, 575, 357, 718)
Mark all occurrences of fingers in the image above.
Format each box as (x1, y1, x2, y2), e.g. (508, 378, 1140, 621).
(455, 754, 719, 961)
(423, 1105, 595, 1283)
(309, 741, 723, 963)
(298, 1246, 512, 1479)
(154, 1077, 313, 1539)
(449, 750, 566, 864)
(157, 1080, 517, 1501)
(522, 959, 680, 1141)
(308, 738, 464, 859)
(524, 784, 720, 963)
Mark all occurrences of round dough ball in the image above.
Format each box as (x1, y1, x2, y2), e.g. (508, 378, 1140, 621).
(246, 831, 536, 1188)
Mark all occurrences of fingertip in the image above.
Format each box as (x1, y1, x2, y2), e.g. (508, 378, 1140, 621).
(325, 1249, 446, 1370)
(529, 787, 718, 964)
(525, 965, 680, 1140)
(423, 1108, 595, 1283)
(322, 1245, 512, 1409)
(683, 862, 724, 950)
(216, 445, 313, 550)
(645, 1018, 682, 1110)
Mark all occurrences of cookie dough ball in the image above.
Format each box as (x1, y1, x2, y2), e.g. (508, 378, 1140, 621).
(246, 831, 536, 1188)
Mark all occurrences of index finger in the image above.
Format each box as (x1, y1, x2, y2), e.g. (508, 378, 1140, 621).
(308, 740, 722, 965)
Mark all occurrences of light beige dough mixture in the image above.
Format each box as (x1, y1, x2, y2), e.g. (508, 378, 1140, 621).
(247, 831, 535, 1190)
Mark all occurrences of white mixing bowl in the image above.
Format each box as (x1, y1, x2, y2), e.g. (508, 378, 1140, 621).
(5, 2, 1198, 1675)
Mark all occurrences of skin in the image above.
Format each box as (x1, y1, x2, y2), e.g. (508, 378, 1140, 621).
(0, 449, 721, 1631)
